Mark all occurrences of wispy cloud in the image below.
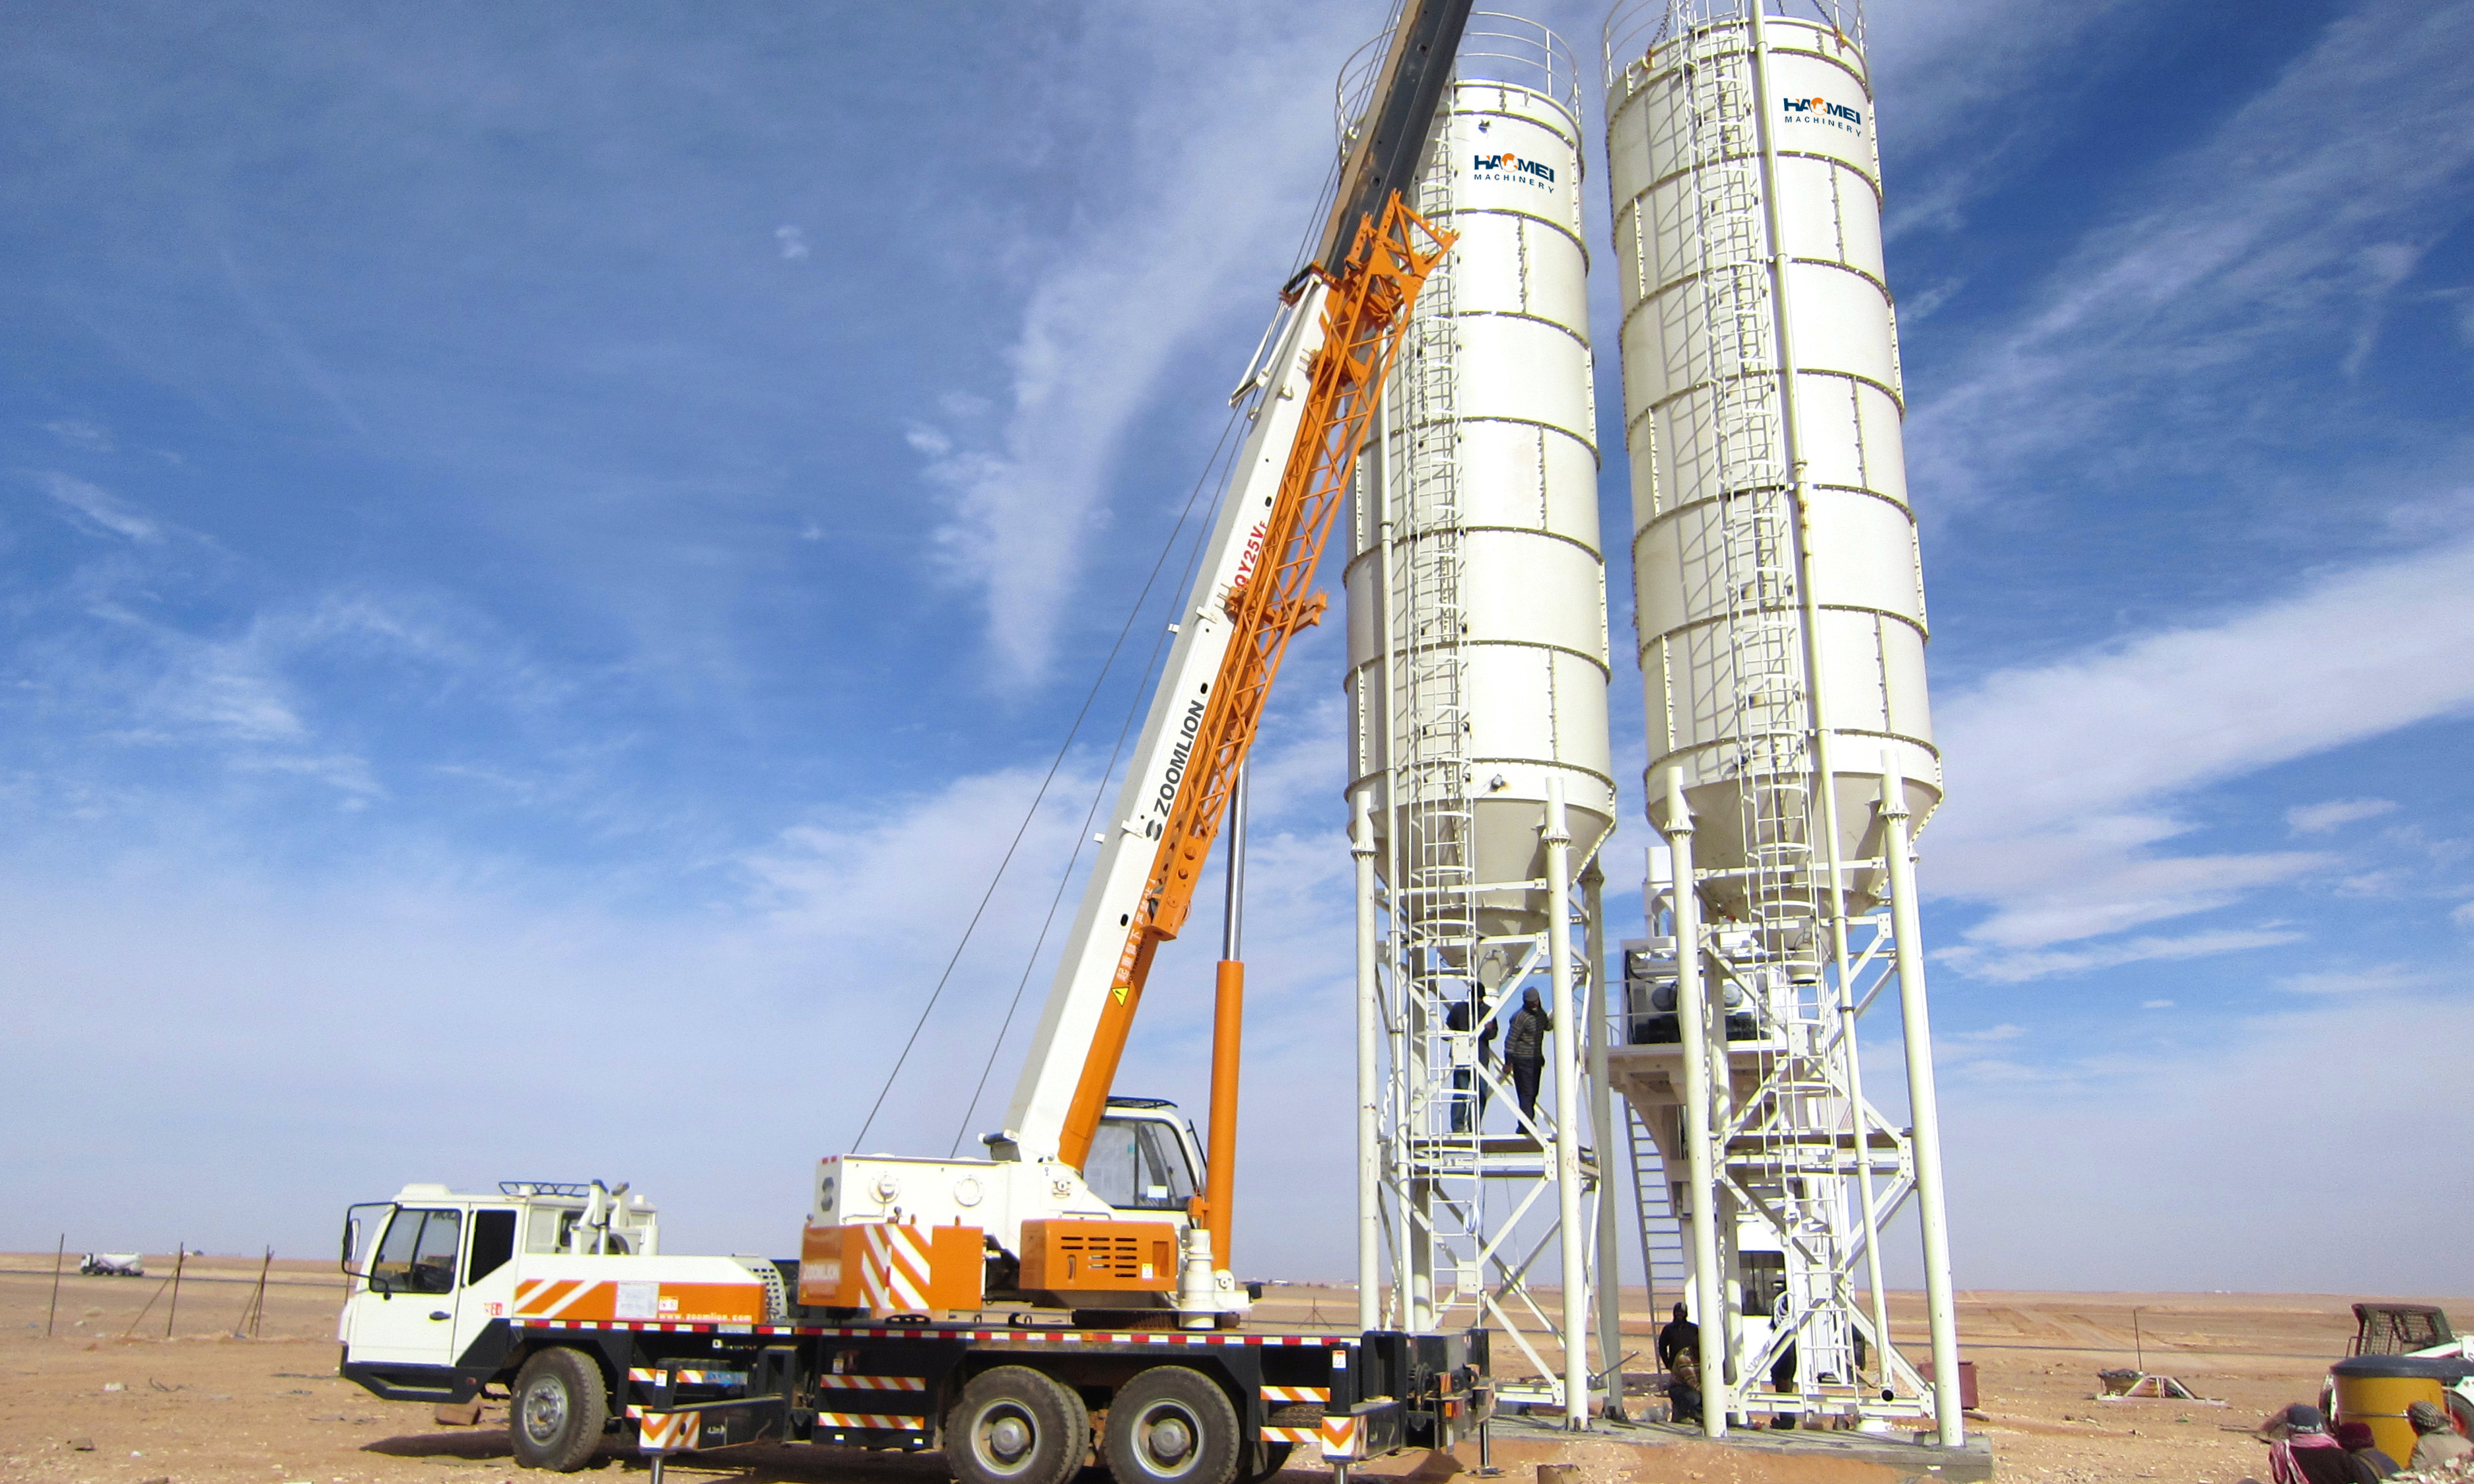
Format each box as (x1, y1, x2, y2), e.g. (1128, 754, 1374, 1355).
(35, 471, 161, 543)
(915, 3, 1357, 686)
(1867, 0, 2137, 238)
(1944, 991, 2474, 1288)
(2288, 796, 2397, 834)
(1938, 927, 2305, 985)
(42, 419, 114, 452)
(1906, 0, 2474, 510)
(2277, 962, 2442, 996)
(1929, 536, 2474, 962)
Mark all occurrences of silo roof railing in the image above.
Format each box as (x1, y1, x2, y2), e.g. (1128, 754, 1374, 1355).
(1602, 0, 1867, 90)
(1338, 11, 1582, 160)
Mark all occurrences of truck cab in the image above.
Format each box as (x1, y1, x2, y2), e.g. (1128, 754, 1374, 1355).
(337, 1180, 785, 1403)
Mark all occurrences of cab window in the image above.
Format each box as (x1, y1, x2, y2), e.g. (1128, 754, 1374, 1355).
(372, 1209, 463, 1295)
(466, 1209, 516, 1285)
(1085, 1118, 1197, 1211)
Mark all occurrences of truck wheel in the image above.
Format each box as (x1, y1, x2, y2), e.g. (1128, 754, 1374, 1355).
(1105, 1367, 1241, 1484)
(952, 1365, 1090, 1484)
(509, 1347, 608, 1473)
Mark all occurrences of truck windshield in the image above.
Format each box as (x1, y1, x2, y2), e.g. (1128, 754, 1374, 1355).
(1085, 1118, 1197, 1211)
(372, 1209, 463, 1295)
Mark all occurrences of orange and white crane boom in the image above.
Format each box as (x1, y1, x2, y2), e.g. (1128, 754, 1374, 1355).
(997, 1, 1469, 1190)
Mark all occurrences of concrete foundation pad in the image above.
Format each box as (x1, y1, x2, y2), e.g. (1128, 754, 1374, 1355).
(1471, 1411, 1996, 1483)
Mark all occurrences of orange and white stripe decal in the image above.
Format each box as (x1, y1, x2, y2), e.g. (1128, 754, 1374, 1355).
(513, 1277, 763, 1325)
(514, 1277, 594, 1318)
(860, 1225, 932, 1315)
(821, 1374, 928, 1392)
(816, 1411, 926, 1429)
(1261, 1427, 1321, 1444)
(1319, 1413, 1360, 1460)
(1260, 1385, 1328, 1403)
(636, 1411, 701, 1453)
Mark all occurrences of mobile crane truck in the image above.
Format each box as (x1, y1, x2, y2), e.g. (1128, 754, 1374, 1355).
(333, 7, 1496, 1481)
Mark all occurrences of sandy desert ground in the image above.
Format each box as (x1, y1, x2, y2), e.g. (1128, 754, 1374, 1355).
(1, 1253, 2457, 1484)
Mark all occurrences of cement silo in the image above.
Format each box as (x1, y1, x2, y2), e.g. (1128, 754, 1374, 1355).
(1598, 0, 1964, 1446)
(1341, 13, 1620, 1427)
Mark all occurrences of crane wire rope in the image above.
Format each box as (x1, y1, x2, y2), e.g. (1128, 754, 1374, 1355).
(946, 430, 1237, 1156)
(848, 396, 1253, 1155)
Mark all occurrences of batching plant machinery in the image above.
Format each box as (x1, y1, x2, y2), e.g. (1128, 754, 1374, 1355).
(1344, 14, 1626, 1432)
(1600, 0, 1964, 1442)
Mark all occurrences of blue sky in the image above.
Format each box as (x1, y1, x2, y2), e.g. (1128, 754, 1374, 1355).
(3, 0, 2469, 1294)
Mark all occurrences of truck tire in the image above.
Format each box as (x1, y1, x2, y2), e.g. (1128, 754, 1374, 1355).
(1105, 1366, 1241, 1484)
(509, 1347, 608, 1473)
(951, 1365, 1090, 1484)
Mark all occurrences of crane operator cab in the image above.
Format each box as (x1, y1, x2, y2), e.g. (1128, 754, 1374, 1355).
(813, 1095, 1241, 1321)
(1079, 1097, 1202, 1213)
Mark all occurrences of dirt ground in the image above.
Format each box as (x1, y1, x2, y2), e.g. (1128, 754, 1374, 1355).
(1, 1255, 2456, 1484)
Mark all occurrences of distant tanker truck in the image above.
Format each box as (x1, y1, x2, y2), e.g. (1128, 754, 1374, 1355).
(79, 1252, 144, 1277)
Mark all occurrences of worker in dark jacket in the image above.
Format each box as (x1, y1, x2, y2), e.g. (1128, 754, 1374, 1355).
(1656, 1302, 1697, 1370)
(1503, 986, 1551, 1121)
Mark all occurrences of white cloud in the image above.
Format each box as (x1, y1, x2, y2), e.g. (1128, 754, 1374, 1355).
(42, 419, 114, 452)
(1906, 0, 2474, 511)
(2454, 900, 2474, 928)
(2288, 797, 2397, 834)
(1928, 537, 2474, 962)
(2276, 962, 2442, 996)
(1940, 992, 2474, 1289)
(1865, 0, 2137, 238)
(2139, 999, 2174, 1009)
(1937, 927, 2305, 985)
(0, 692, 1375, 1275)
(773, 224, 809, 261)
(36, 471, 160, 543)
(915, 3, 1362, 685)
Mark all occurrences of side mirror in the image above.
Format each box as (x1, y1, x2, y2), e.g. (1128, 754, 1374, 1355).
(341, 1203, 397, 1289)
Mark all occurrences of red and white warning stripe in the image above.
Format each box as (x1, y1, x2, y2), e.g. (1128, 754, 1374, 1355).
(815, 1411, 927, 1430)
(636, 1411, 702, 1453)
(820, 1374, 929, 1391)
(859, 1225, 932, 1315)
(1260, 1385, 1328, 1403)
(1260, 1427, 1321, 1444)
(628, 1366, 736, 1386)
(515, 1319, 1339, 1346)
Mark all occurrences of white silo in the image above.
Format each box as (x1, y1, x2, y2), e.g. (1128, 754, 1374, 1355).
(1610, 3, 1935, 939)
(1340, 14, 1621, 1426)
(1345, 28, 1612, 936)
(1598, 0, 1964, 1446)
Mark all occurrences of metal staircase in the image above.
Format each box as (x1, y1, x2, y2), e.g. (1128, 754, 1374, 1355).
(1626, 1106, 1687, 1322)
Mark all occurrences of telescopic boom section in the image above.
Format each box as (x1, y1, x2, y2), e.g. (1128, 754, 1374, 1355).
(1051, 199, 1453, 1170)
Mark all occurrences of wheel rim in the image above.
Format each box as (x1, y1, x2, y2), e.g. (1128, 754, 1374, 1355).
(971, 1401, 1041, 1478)
(520, 1375, 569, 1444)
(1130, 1398, 1205, 1477)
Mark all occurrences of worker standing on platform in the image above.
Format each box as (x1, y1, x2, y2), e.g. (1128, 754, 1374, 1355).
(1503, 986, 1550, 1122)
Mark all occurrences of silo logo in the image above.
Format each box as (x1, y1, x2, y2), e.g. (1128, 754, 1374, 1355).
(1473, 151, 1555, 189)
(1783, 96, 1863, 133)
